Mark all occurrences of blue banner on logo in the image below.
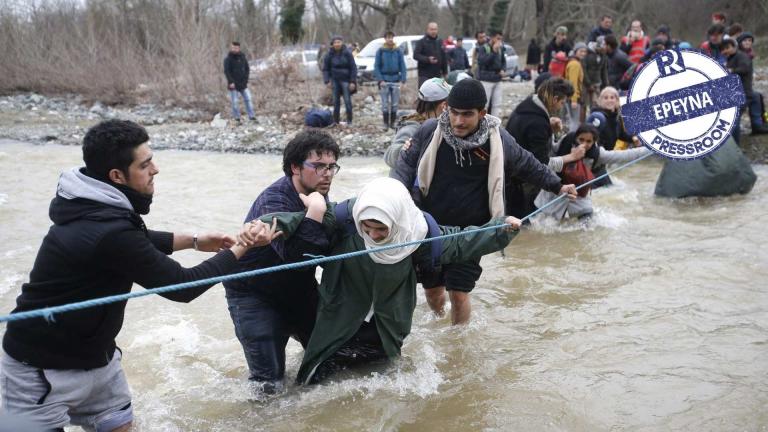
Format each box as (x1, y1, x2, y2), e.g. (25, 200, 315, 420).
(622, 75, 745, 135)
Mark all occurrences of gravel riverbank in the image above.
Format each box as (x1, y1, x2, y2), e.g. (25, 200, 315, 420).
(1, 76, 767, 162)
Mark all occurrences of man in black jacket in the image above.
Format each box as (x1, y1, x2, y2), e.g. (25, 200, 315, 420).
(722, 38, 768, 140)
(224, 41, 255, 123)
(448, 37, 470, 72)
(414, 22, 448, 87)
(393, 79, 576, 325)
(477, 31, 507, 117)
(605, 35, 632, 88)
(0, 120, 278, 432)
(543, 26, 572, 73)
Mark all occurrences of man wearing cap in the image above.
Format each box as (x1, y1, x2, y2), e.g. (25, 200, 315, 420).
(385, 78, 451, 176)
(393, 79, 577, 324)
(543, 26, 572, 73)
(414, 22, 448, 87)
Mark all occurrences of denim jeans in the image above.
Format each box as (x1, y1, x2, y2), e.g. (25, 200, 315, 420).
(225, 291, 315, 392)
(332, 80, 353, 123)
(229, 88, 255, 120)
(379, 82, 401, 113)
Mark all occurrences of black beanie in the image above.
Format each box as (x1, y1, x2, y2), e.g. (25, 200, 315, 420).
(447, 78, 487, 110)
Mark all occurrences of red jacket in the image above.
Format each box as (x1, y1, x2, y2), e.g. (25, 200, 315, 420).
(620, 34, 650, 64)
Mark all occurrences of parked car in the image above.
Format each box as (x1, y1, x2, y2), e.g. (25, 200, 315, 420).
(250, 49, 321, 80)
(459, 40, 520, 76)
(355, 35, 422, 83)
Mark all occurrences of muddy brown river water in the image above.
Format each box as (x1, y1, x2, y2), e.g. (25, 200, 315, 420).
(0, 140, 766, 431)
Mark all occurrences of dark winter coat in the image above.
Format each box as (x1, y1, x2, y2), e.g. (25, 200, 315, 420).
(504, 95, 558, 217)
(726, 50, 753, 106)
(414, 34, 448, 78)
(323, 47, 358, 83)
(477, 45, 507, 82)
(583, 49, 609, 90)
(526, 40, 542, 66)
(449, 46, 470, 70)
(393, 119, 562, 226)
(505, 95, 553, 166)
(606, 48, 632, 88)
(224, 52, 250, 91)
(588, 26, 613, 42)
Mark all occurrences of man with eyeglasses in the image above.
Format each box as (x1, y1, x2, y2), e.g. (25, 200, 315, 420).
(223, 130, 341, 395)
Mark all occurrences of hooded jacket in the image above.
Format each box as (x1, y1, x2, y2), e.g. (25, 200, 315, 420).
(224, 51, 250, 91)
(2, 168, 239, 370)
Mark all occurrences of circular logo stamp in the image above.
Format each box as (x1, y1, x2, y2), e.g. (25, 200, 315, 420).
(622, 49, 746, 160)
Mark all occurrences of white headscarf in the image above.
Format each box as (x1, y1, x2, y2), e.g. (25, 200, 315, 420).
(352, 178, 428, 265)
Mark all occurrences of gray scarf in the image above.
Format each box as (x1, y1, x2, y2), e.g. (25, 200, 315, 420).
(437, 110, 501, 166)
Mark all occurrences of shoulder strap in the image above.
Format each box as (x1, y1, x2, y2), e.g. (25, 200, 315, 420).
(421, 211, 442, 268)
(333, 199, 357, 236)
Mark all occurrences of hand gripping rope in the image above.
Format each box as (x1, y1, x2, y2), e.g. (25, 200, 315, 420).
(0, 152, 654, 324)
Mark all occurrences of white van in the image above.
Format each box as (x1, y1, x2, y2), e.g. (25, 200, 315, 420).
(355, 35, 423, 83)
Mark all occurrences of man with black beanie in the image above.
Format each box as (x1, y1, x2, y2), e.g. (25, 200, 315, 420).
(394, 79, 577, 324)
(0, 120, 280, 431)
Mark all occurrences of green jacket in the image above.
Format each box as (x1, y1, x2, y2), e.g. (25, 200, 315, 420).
(260, 199, 517, 384)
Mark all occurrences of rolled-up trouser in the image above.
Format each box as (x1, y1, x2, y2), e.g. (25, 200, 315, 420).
(481, 80, 503, 117)
(379, 82, 401, 114)
(1, 349, 133, 432)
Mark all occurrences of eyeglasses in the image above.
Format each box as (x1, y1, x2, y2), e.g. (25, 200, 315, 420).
(303, 161, 341, 176)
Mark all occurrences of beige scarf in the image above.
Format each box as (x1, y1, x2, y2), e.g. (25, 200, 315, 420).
(416, 116, 506, 218)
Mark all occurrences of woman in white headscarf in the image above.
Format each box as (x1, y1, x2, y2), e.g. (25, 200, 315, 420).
(243, 177, 521, 384)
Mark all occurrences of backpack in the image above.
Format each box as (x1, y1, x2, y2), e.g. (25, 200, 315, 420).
(548, 52, 568, 77)
(561, 160, 595, 198)
(304, 107, 334, 128)
(333, 199, 443, 271)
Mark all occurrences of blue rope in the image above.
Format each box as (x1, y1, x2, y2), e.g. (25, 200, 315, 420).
(0, 152, 654, 324)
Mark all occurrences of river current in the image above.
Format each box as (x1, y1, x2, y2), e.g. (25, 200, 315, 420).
(0, 140, 766, 431)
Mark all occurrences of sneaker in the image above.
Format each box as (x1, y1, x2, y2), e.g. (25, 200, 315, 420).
(751, 124, 768, 135)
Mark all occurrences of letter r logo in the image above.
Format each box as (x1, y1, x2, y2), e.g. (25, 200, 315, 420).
(656, 49, 686, 77)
